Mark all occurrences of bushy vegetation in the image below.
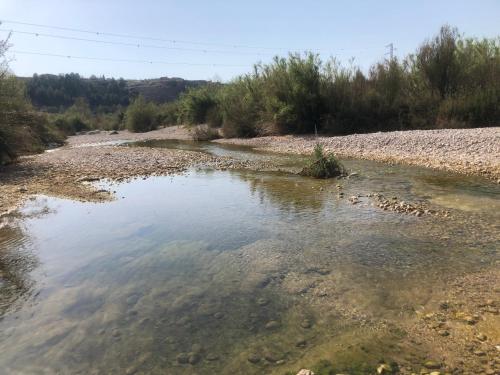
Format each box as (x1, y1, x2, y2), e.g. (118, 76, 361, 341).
(124, 95, 159, 132)
(300, 144, 346, 178)
(0, 36, 64, 164)
(164, 25, 499, 138)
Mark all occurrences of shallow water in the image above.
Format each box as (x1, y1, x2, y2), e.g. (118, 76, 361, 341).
(0, 142, 499, 374)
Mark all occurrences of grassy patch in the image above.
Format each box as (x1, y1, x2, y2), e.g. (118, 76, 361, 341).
(300, 144, 346, 178)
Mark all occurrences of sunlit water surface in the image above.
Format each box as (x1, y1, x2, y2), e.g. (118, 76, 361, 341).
(0, 142, 499, 374)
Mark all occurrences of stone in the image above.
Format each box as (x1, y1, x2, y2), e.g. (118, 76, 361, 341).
(296, 370, 315, 375)
(247, 354, 260, 364)
(377, 363, 393, 374)
(213, 312, 224, 319)
(476, 333, 487, 341)
(265, 320, 280, 329)
(438, 330, 449, 336)
(424, 360, 441, 369)
(263, 350, 281, 362)
(188, 352, 200, 364)
(206, 353, 219, 361)
(296, 339, 307, 348)
(300, 319, 312, 329)
(464, 316, 476, 324)
(191, 344, 203, 353)
(176, 352, 189, 364)
(257, 298, 269, 306)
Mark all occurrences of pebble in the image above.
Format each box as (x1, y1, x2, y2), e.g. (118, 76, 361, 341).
(247, 354, 260, 364)
(213, 312, 224, 319)
(257, 298, 269, 306)
(438, 329, 449, 336)
(424, 360, 441, 369)
(300, 319, 312, 329)
(296, 339, 307, 348)
(296, 370, 314, 375)
(176, 353, 189, 364)
(265, 320, 280, 330)
(476, 333, 487, 341)
(377, 363, 392, 374)
(188, 352, 200, 364)
(206, 353, 219, 361)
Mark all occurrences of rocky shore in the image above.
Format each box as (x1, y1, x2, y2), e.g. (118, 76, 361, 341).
(217, 127, 500, 181)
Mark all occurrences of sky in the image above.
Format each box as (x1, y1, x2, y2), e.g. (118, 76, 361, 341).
(0, 0, 499, 81)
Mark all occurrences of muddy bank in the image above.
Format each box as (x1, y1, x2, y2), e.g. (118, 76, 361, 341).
(216, 127, 500, 181)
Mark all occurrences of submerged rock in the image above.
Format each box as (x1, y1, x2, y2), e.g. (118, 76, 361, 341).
(377, 363, 392, 374)
(176, 352, 189, 364)
(265, 320, 280, 329)
(300, 319, 312, 329)
(424, 360, 441, 369)
(188, 352, 200, 364)
(247, 354, 260, 364)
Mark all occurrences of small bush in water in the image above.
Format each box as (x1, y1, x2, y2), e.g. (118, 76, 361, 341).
(301, 144, 346, 178)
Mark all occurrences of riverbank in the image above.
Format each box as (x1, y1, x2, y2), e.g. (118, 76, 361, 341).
(1, 126, 499, 217)
(217, 127, 500, 182)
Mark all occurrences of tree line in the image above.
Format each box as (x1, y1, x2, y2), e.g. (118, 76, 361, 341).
(26, 73, 130, 111)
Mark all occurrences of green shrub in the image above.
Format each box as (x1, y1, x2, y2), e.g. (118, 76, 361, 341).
(220, 77, 261, 138)
(300, 144, 346, 178)
(157, 101, 181, 126)
(125, 95, 158, 132)
(178, 84, 220, 125)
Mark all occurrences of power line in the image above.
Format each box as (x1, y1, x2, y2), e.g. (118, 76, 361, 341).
(9, 50, 251, 67)
(0, 28, 272, 56)
(0, 19, 384, 54)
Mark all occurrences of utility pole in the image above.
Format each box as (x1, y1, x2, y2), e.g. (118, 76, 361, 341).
(385, 43, 394, 61)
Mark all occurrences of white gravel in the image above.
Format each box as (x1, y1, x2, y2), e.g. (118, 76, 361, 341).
(216, 127, 500, 180)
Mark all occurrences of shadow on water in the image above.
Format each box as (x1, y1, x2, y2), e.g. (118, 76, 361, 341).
(0, 141, 499, 374)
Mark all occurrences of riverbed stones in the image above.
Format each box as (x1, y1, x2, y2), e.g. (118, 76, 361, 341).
(213, 312, 224, 319)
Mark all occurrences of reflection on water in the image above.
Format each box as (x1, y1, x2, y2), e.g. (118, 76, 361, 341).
(0, 144, 499, 374)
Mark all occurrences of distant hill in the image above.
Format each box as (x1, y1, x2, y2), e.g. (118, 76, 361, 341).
(20, 74, 209, 112)
(127, 77, 208, 103)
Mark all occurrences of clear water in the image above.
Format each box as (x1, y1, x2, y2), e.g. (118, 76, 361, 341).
(0, 142, 499, 374)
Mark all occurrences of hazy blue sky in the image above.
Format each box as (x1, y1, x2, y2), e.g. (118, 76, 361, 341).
(1, 0, 499, 81)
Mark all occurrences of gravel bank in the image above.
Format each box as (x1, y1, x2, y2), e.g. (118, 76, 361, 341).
(1, 126, 499, 216)
(216, 127, 500, 181)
